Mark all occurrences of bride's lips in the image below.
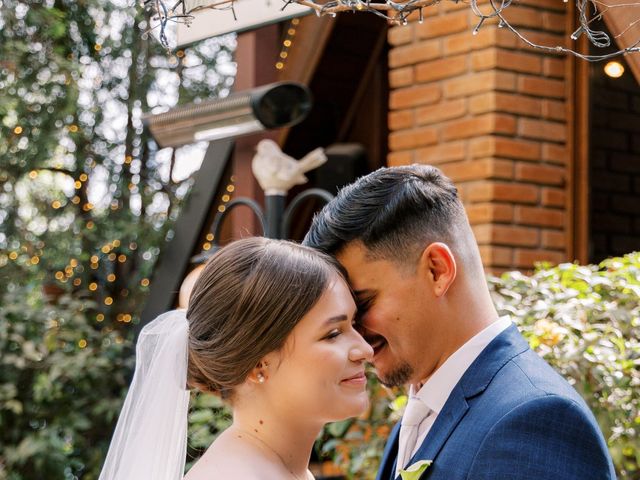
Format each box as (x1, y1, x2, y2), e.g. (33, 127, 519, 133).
(340, 371, 367, 386)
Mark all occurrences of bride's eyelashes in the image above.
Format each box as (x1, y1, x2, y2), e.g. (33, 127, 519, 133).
(323, 329, 342, 341)
(322, 317, 362, 341)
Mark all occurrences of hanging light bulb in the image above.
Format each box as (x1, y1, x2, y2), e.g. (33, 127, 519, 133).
(604, 61, 624, 78)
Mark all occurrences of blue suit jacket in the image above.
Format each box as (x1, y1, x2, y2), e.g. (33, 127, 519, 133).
(376, 324, 616, 480)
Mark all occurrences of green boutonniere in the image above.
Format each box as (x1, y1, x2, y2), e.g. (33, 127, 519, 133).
(399, 459, 432, 480)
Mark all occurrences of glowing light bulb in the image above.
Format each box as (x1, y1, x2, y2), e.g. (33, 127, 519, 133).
(604, 61, 624, 78)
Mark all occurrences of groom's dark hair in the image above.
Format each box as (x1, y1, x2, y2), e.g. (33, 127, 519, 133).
(304, 164, 481, 272)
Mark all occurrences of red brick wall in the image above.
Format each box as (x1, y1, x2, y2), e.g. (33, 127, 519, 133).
(589, 57, 640, 262)
(387, 1, 569, 272)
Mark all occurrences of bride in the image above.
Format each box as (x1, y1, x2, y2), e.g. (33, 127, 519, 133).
(99, 237, 373, 480)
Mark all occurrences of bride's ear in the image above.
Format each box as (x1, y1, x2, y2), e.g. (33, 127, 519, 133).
(247, 359, 270, 385)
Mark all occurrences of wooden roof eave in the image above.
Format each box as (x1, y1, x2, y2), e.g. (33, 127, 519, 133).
(275, 15, 336, 145)
(603, 0, 640, 84)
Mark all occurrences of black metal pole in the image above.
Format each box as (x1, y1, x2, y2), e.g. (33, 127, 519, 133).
(265, 194, 286, 239)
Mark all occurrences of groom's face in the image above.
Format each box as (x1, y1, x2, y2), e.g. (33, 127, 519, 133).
(337, 242, 442, 387)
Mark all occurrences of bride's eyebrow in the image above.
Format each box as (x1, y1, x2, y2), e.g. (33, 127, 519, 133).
(323, 314, 348, 326)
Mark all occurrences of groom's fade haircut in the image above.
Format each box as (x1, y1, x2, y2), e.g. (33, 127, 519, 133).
(304, 164, 483, 274)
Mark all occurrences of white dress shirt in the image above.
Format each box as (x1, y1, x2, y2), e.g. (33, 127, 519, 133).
(395, 316, 511, 476)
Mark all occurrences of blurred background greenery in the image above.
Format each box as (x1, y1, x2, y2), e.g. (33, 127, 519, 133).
(1, 0, 233, 478)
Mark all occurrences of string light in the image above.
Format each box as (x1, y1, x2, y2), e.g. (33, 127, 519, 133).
(140, 278, 150, 287)
(78, 339, 87, 348)
(604, 60, 625, 78)
(89, 282, 98, 291)
(13, 126, 23, 134)
(276, 19, 298, 71)
(96, 313, 104, 322)
(104, 296, 113, 305)
(147, 0, 640, 61)
(28, 170, 38, 179)
(118, 254, 127, 263)
(9, 252, 17, 260)
(107, 273, 116, 282)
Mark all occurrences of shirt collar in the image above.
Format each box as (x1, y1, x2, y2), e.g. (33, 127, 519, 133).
(411, 316, 512, 414)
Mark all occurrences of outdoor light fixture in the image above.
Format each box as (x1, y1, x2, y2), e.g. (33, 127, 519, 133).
(143, 82, 312, 148)
(604, 61, 625, 78)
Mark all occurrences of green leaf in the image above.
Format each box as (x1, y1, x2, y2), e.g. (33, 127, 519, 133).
(400, 459, 432, 480)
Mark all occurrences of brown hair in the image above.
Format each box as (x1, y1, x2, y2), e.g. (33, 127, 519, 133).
(186, 237, 345, 399)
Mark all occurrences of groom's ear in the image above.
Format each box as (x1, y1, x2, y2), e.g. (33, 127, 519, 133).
(418, 242, 457, 297)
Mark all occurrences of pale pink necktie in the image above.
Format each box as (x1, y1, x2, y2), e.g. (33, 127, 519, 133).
(396, 396, 431, 475)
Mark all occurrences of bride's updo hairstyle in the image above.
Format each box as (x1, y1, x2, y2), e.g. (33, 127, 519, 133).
(186, 237, 345, 399)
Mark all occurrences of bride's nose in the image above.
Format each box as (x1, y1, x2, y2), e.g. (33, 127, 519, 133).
(349, 334, 374, 362)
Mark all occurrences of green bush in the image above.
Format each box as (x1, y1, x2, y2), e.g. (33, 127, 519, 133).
(0, 284, 134, 480)
(324, 252, 640, 480)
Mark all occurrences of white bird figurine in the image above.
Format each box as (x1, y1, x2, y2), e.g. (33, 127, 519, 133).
(251, 139, 327, 195)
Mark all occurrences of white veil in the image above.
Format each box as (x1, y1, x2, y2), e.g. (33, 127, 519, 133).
(99, 310, 191, 480)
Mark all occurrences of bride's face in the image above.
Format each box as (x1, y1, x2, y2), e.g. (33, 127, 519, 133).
(264, 275, 374, 422)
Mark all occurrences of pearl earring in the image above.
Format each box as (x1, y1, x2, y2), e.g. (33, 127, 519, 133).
(257, 372, 265, 383)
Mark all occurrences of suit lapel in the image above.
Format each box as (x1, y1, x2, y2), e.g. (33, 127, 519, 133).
(377, 422, 400, 480)
(388, 324, 530, 479)
(406, 385, 469, 468)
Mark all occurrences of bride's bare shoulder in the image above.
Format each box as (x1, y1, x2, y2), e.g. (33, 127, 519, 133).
(183, 430, 275, 480)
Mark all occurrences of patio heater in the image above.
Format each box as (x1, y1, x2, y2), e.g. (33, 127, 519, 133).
(141, 82, 335, 322)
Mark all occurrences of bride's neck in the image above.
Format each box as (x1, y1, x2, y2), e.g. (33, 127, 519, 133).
(231, 402, 321, 477)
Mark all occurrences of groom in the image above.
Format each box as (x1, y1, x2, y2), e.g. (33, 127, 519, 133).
(304, 164, 615, 479)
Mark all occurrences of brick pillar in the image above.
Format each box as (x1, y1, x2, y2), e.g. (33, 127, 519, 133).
(387, 2, 569, 272)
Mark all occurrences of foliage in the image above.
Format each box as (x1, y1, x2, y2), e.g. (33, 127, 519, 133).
(185, 393, 233, 471)
(0, 1, 235, 478)
(0, 0, 235, 326)
(323, 252, 640, 480)
(0, 283, 134, 480)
